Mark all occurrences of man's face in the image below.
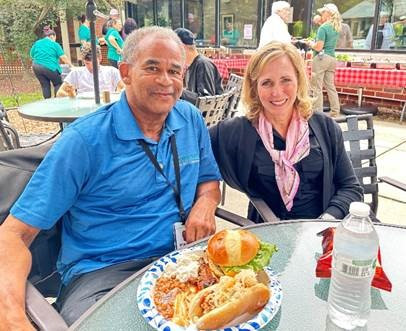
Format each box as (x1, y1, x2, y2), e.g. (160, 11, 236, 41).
(120, 36, 184, 119)
(83, 55, 101, 73)
(279, 8, 291, 23)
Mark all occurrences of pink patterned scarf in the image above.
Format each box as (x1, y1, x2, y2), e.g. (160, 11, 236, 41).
(255, 110, 310, 211)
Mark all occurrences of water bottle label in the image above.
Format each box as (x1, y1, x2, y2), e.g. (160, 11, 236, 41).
(333, 255, 377, 278)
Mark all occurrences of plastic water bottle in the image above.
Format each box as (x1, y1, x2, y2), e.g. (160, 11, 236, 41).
(327, 202, 379, 330)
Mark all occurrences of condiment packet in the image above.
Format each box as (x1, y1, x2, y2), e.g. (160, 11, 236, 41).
(315, 227, 392, 292)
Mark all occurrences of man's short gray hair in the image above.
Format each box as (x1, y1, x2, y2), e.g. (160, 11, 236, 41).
(122, 26, 185, 64)
(272, 1, 291, 14)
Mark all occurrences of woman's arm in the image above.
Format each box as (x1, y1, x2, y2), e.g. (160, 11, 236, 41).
(108, 35, 122, 54)
(310, 40, 325, 52)
(59, 54, 72, 67)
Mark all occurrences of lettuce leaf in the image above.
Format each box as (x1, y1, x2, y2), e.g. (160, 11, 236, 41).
(221, 241, 278, 274)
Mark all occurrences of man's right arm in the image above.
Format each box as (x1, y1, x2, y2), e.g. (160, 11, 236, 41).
(0, 215, 40, 330)
(56, 82, 76, 97)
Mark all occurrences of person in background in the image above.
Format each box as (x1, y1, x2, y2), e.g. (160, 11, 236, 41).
(210, 42, 362, 223)
(30, 26, 72, 99)
(122, 18, 137, 40)
(77, 14, 104, 47)
(309, 3, 341, 115)
(337, 21, 353, 48)
(56, 45, 124, 97)
(175, 28, 223, 105)
(258, 1, 292, 48)
(186, 13, 201, 38)
(222, 20, 240, 46)
(105, 18, 124, 68)
(77, 14, 92, 47)
(313, 14, 322, 27)
(102, 8, 120, 36)
(365, 12, 395, 49)
(0, 26, 221, 328)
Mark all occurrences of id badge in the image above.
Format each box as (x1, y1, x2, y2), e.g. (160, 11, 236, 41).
(173, 222, 187, 250)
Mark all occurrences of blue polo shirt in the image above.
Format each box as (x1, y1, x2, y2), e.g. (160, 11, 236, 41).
(11, 93, 221, 285)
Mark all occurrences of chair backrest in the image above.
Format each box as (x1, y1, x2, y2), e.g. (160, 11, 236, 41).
(0, 103, 20, 151)
(0, 141, 61, 297)
(195, 88, 235, 128)
(334, 114, 378, 214)
(224, 74, 243, 119)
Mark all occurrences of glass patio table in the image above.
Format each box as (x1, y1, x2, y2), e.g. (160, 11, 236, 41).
(69, 220, 406, 330)
(18, 93, 121, 123)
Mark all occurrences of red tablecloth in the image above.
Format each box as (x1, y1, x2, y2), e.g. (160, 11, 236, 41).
(213, 58, 406, 89)
(212, 58, 249, 79)
(334, 67, 406, 88)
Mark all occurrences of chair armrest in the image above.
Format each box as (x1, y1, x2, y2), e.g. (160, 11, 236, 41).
(215, 207, 255, 226)
(26, 281, 68, 331)
(250, 197, 280, 223)
(379, 176, 406, 191)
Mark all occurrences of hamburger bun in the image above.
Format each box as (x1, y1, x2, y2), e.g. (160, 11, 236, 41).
(207, 229, 260, 267)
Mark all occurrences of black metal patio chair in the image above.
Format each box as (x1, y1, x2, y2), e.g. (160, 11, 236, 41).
(223, 73, 243, 119)
(0, 102, 20, 151)
(195, 88, 235, 128)
(334, 114, 406, 219)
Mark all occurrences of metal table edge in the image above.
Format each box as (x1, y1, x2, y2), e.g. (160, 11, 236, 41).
(69, 218, 406, 329)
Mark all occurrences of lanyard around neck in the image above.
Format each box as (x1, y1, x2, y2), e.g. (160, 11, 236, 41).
(138, 134, 186, 223)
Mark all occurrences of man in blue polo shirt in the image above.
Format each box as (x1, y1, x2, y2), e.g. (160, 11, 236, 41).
(0, 26, 221, 327)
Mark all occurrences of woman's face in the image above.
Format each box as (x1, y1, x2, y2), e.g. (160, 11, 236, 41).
(321, 10, 331, 21)
(257, 55, 298, 120)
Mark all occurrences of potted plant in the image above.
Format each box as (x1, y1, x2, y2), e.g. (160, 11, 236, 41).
(335, 54, 351, 67)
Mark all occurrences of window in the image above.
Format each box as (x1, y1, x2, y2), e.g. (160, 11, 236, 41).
(366, 0, 406, 50)
(312, 0, 405, 51)
(157, 0, 182, 28)
(184, 0, 216, 46)
(220, 0, 260, 48)
(289, 0, 312, 38)
(127, 0, 154, 27)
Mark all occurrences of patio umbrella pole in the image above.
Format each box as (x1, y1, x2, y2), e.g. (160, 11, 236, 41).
(86, 0, 100, 104)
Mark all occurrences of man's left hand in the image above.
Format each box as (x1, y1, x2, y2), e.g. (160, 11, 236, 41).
(184, 181, 220, 243)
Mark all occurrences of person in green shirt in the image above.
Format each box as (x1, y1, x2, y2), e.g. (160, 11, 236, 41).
(77, 14, 102, 47)
(309, 3, 341, 115)
(30, 26, 72, 99)
(105, 19, 124, 68)
(222, 21, 240, 46)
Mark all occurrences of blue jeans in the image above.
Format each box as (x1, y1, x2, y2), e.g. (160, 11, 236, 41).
(32, 63, 62, 99)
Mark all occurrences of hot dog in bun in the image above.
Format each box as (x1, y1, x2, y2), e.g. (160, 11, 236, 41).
(206, 229, 277, 277)
(188, 269, 270, 330)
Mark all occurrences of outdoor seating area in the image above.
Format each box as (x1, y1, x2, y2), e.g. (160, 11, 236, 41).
(1, 52, 405, 330)
(1, 2, 406, 329)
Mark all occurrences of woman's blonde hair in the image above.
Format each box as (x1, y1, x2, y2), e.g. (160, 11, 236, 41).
(242, 42, 313, 122)
(329, 11, 342, 32)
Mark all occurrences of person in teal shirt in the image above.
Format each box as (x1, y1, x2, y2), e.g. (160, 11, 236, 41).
(77, 14, 100, 47)
(222, 21, 240, 46)
(105, 19, 123, 68)
(30, 26, 72, 98)
(309, 3, 341, 115)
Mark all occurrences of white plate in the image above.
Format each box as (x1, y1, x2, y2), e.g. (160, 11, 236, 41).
(137, 246, 283, 331)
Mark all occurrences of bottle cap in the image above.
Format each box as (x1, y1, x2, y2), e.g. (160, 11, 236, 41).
(349, 202, 370, 217)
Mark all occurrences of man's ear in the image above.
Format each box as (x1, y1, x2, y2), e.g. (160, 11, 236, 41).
(119, 62, 131, 85)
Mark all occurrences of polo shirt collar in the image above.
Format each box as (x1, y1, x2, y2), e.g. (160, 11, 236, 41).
(113, 92, 187, 141)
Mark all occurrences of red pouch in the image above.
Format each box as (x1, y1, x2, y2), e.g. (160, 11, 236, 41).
(315, 227, 392, 292)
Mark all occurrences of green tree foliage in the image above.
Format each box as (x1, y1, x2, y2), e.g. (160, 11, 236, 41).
(0, 0, 122, 63)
